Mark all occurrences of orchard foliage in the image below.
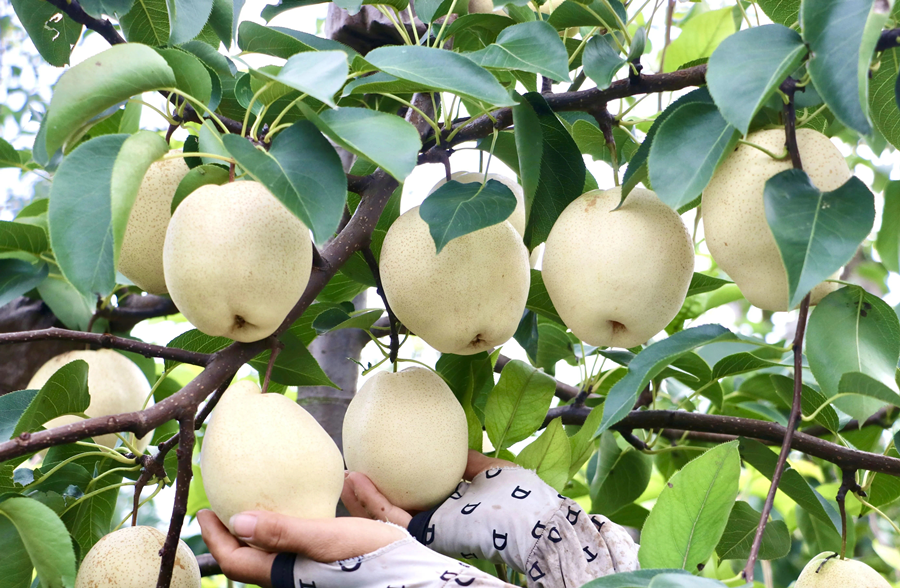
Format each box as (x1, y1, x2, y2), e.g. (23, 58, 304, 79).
(1, 0, 900, 586)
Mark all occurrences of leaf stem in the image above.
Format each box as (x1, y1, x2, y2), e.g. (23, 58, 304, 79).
(165, 88, 230, 134)
(383, 93, 443, 140)
(241, 81, 274, 137)
(432, 0, 460, 48)
(737, 139, 789, 160)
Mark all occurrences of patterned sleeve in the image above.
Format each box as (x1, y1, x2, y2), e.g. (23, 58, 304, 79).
(270, 528, 516, 588)
(407, 467, 639, 588)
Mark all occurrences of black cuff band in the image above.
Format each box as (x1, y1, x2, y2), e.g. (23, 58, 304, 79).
(271, 552, 297, 588)
(408, 507, 439, 546)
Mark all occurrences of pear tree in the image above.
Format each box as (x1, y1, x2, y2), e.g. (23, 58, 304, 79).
(1, 0, 900, 587)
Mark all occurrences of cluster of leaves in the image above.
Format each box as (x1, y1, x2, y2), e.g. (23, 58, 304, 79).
(1, 0, 900, 586)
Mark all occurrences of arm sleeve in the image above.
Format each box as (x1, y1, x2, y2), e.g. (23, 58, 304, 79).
(407, 467, 639, 588)
(271, 528, 516, 588)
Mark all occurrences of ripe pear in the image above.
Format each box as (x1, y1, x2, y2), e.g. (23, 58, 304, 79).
(379, 205, 530, 355)
(702, 128, 851, 311)
(542, 187, 694, 349)
(27, 349, 153, 451)
(163, 181, 312, 343)
(75, 526, 200, 588)
(200, 380, 344, 536)
(795, 552, 891, 588)
(431, 171, 526, 237)
(117, 154, 190, 294)
(467, 0, 494, 12)
(342, 367, 468, 510)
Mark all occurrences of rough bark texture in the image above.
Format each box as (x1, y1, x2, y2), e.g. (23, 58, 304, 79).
(325, 3, 424, 55)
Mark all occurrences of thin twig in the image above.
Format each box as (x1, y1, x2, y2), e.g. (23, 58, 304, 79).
(836, 469, 863, 560)
(156, 416, 196, 588)
(362, 247, 399, 364)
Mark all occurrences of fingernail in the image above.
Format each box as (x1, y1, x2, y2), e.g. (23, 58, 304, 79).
(230, 514, 257, 539)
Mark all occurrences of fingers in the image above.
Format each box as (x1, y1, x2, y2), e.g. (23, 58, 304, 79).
(342, 472, 413, 526)
(230, 510, 409, 562)
(197, 510, 275, 588)
(464, 449, 514, 481)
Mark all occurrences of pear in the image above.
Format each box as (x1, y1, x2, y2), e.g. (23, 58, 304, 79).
(430, 171, 526, 237)
(117, 154, 190, 294)
(27, 349, 153, 451)
(795, 552, 891, 588)
(467, 0, 494, 13)
(163, 181, 312, 343)
(342, 367, 468, 510)
(200, 380, 344, 536)
(702, 128, 851, 311)
(542, 187, 694, 349)
(379, 205, 530, 355)
(75, 526, 200, 588)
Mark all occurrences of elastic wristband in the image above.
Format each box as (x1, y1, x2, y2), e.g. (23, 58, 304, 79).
(271, 552, 298, 588)
(408, 507, 439, 545)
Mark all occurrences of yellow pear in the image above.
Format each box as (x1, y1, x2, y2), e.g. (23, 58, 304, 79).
(27, 349, 153, 451)
(200, 380, 344, 536)
(795, 552, 891, 588)
(467, 0, 494, 12)
(542, 187, 694, 348)
(702, 128, 851, 311)
(342, 367, 468, 510)
(75, 526, 200, 588)
(431, 171, 526, 237)
(379, 205, 530, 355)
(163, 181, 312, 343)
(117, 154, 190, 294)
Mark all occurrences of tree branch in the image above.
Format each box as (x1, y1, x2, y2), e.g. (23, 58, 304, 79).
(362, 247, 399, 364)
(156, 415, 195, 588)
(0, 328, 210, 366)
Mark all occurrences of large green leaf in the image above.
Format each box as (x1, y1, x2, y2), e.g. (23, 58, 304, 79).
(484, 359, 557, 451)
(0, 221, 50, 259)
(546, 0, 626, 31)
(764, 171, 875, 309)
(10, 0, 83, 67)
(253, 51, 348, 108)
(365, 45, 516, 107)
(0, 260, 49, 308)
(514, 92, 585, 249)
(298, 105, 420, 181)
(62, 472, 121, 559)
(155, 48, 213, 107)
(802, 0, 879, 135)
(168, 0, 214, 44)
(248, 329, 336, 388)
(13, 361, 90, 440)
(590, 431, 652, 516)
(465, 21, 570, 83)
(165, 330, 232, 371)
(526, 269, 563, 325)
(875, 181, 900, 271)
(756, 0, 800, 27)
(238, 22, 360, 61)
(208, 0, 242, 48)
(807, 286, 900, 422)
(171, 164, 230, 212)
(419, 179, 518, 254)
(0, 512, 31, 588)
(663, 7, 735, 72)
(0, 389, 39, 442)
(869, 47, 900, 150)
(769, 374, 841, 433)
(0, 497, 76, 588)
(48, 132, 169, 297)
(715, 500, 791, 560)
(120, 0, 169, 45)
(44, 44, 175, 155)
(36, 273, 96, 332)
(222, 122, 347, 245)
(648, 102, 740, 211)
(638, 441, 740, 571)
(580, 570, 691, 588)
(79, 0, 135, 17)
(598, 325, 736, 436)
(436, 352, 494, 424)
(707, 24, 808, 134)
(515, 418, 571, 491)
(583, 34, 627, 91)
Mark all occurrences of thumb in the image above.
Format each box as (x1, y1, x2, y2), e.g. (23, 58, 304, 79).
(230, 511, 408, 561)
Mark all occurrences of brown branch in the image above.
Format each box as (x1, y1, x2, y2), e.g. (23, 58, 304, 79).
(156, 416, 195, 588)
(0, 328, 210, 366)
(362, 247, 399, 364)
(836, 469, 862, 560)
(197, 554, 221, 576)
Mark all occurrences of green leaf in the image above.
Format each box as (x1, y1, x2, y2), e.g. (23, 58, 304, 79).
(710, 352, 782, 381)
(802, 0, 879, 135)
(248, 329, 337, 388)
(311, 308, 383, 334)
(155, 47, 213, 107)
(715, 500, 790, 560)
(49, 132, 169, 297)
(526, 269, 563, 325)
(707, 24, 808, 135)
(253, 51, 348, 108)
(869, 47, 900, 150)
(638, 441, 740, 571)
(568, 404, 603, 476)
(416, 0, 453, 22)
(580, 570, 691, 588)
(0, 221, 49, 258)
(13, 360, 90, 440)
(756, 0, 800, 27)
(484, 359, 557, 451)
(168, 0, 214, 44)
(237, 22, 360, 62)
(647, 575, 729, 588)
(208, 0, 240, 48)
(515, 418, 571, 491)
(61, 472, 121, 558)
(0, 512, 31, 588)
(171, 164, 230, 213)
(685, 273, 731, 297)
(0, 497, 76, 588)
(78, 0, 135, 18)
(648, 101, 740, 211)
(222, 121, 348, 245)
(796, 500, 855, 555)
(0, 389, 39, 441)
(765, 171, 875, 309)
(583, 34, 626, 91)
(444, 13, 517, 52)
(465, 22, 571, 83)
(598, 325, 736, 436)
(365, 45, 516, 107)
(738, 438, 841, 531)
(37, 274, 96, 331)
(181, 40, 237, 77)
(342, 72, 433, 97)
(10, 0, 83, 68)
(589, 431, 652, 516)
(663, 7, 735, 72)
(419, 179, 518, 254)
(0, 260, 48, 308)
(875, 181, 900, 272)
(514, 92, 586, 249)
(165, 330, 232, 371)
(44, 44, 175, 155)
(120, 0, 169, 45)
(436, 351, 494, 424)
(298, 104, 420, 181)
(546, 0, 626, 31)
(839, 371, 900, 408)
(865, 447, 900, 510)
